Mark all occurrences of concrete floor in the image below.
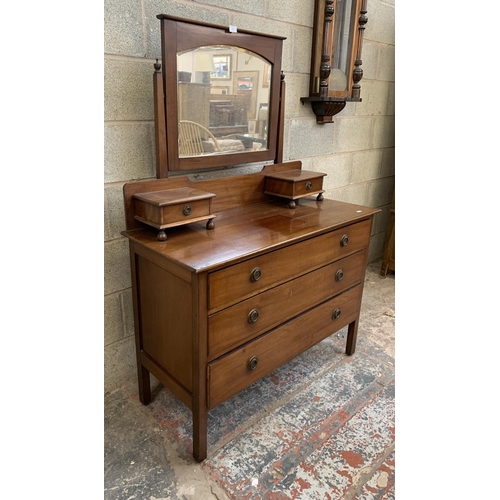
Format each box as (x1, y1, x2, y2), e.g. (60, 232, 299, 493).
(104, 261, 395, 499)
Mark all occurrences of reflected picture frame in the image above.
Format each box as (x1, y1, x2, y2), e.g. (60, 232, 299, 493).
(233, 70, 259, 120)
(210, 86, 230, 95)
(211, 54, 232, 80)
(247, 120, 257, 135)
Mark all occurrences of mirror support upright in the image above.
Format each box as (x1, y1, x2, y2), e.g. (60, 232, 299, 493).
(154, 59, 168, 179)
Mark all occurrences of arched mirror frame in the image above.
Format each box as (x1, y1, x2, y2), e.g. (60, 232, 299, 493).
(154, 15, 285, 177)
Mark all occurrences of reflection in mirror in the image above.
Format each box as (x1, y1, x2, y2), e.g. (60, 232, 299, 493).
(211, 54, 231, 79)
(177, 46, 271, 158)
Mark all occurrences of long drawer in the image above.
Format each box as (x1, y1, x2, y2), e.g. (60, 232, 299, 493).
(207, 285, 362, 408)
(208, 250, 366, 359)
(208, 218, 371, 311)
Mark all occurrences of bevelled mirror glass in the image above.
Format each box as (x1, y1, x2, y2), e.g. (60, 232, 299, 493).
(153, 15, 285, 177)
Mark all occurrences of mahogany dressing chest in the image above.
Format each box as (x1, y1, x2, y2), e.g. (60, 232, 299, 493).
(122, 162, 379, 461)
(122, 15, 380, 461)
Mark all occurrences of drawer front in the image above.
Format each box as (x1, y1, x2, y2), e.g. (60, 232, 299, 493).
(134, 198, 211, 227)
(160, 198, 211, 226)
(293, 176, 324, 197)
(208, 250, 366, 359)
(207, 285, 362, 408)
(265, 176, 323, 198)
(208, 218, 371, 311)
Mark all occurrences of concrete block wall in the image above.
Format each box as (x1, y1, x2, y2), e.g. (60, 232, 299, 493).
(104, 0, 395, 396)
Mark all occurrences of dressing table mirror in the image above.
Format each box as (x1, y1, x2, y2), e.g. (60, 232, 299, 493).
(122, 14, 380, 462)
(153, 15, 286, 177)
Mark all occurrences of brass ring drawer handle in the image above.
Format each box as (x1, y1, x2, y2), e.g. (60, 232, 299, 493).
(340, 234, 349, 247)
(250, 267, 262, 282)
(247, 356, 258, 371)
(306, 181, 313, 190)
(332, 308, 341, 320)
(183, 205, 192, 216)
(248, 309, 259, 324)
(335, 269, 344, 282)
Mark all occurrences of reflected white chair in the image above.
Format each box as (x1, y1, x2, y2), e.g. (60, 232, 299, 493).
(178, 120, 222, 156)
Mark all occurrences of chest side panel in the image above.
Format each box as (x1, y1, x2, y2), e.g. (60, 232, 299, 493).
(136, 255, 193, 392)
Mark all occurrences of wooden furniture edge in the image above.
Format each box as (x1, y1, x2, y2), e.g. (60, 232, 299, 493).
(123, 161, 302, 231)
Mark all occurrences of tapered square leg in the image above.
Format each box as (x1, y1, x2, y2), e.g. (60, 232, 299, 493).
(192, 405, 208, 462)
(346, 319, 359, 355)
(138, 365, 152, 405)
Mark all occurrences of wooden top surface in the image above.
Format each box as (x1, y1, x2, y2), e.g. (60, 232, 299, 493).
(133, 187, 216, 207)
(122, 198, 380, 273)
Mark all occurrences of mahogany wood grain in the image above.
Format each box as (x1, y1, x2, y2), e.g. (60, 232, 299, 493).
(138, 365, 151, 405)
(346, 214, 375, 355)
(275, 73, 285, 164)
(131, 241, 192, 283)
(153, 67, 168, 178)
(208, 218, 372, 311)
(192, 272, 208, 462)
(123, 161, 302, 231)
(308, 0, 324, 96)
(134, 197, 212, 229)
(346, 321, 359, 356)
(158, 16, 284, 174)
(137, 256, 193, 392)
(129, 250, 151, 405)
(265, 170, 326, 200)
(133, 187, 215, 205)
(266, 170, 327, 182)
(139, 351, 192, 410)
(123, 169, 380, 462)
(123, 202, 378, 276)
(130, 245, 193, 410)
(207, 285, 362, 408)
(307, 0, 365, 100)
(156, 14, 287, 41)
(208, 250, 366, 359)
(124, 9, 381, 465)
(161, 18, 178, 174)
